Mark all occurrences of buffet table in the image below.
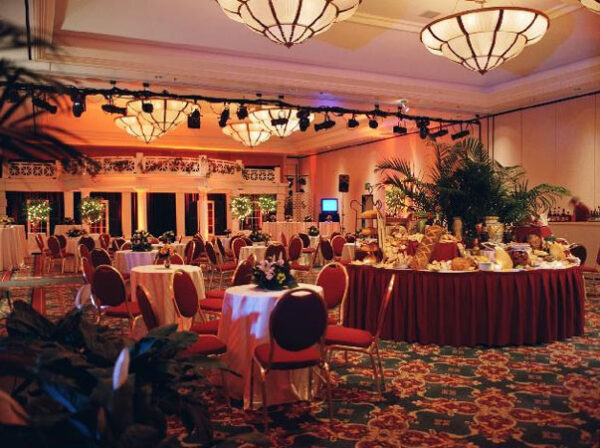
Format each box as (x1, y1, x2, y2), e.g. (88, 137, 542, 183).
(0, 226, 27, 271)
(344, 265, 584, 347)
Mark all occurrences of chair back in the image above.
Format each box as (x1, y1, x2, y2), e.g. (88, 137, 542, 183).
(172, 269, 199, 318)
(90, 248, 112, 268)
(91, 265, 126, 307)
(569, 245, 587, 265)
(331, 232, 341, 239)
(280, 232, 288, 247)
(232, 238, 247, 260)
(81, 256, 95, 284)
(243, 237, 253, 246)
(35, 233, 45, 252)
(136, 285, 159, 330)
(316, 262, 349, 311)
(298, 233, 310, 248)
(56, 234, 67, 249)
(111, 239, 120, 252)
(320, 239, 334, 262)
(47, 236, 62, 257)
(216, 238, 227, 259)
(79, 236, 95, 251)
(184, 240, 195, 264)
(192, 238, 205, 260)
(288, 237, 303, 261)
(232, 258, 254, 286)
(99, 233, 111, 250)
(331, 235, 346, 257)
(120, 241, 132, 251)
(170, 253, 185, 265)
(346, 234, 356, 243)
(265, 243, 286, 261)
(204, 242, 219, 266)
(78, 243, 91, 261)
(375, 275, 396, 340)
(114, 237, 126, 249)
(269, 288, 327, 354)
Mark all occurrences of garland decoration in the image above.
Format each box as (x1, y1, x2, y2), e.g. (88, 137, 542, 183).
(258, 195, 277, 213)
(80, 197, 105, 224)
(231, 196, 253, 221)
(26, 200, 51, 224)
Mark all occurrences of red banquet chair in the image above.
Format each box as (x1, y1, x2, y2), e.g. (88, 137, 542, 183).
(265, 243, 287, 261)
(90, 265, 140, 329)
(183, 240, 196, 264)
(320, 239, 335, 264)
(298, 232, 316, 255)
(280, 232, 288, 248)
(288, 236, 315, 280)
(331, 235, 346, 261)
(205, 242, 237, 290)
(202, 256, 255, 315)
(120, 241, 132, 251)
(325, 274, 396, 396)
(216, 237, 234, 262)
(171, 269, 220, 335)
(136, 284, 159, 331)
(56, 234, 67, 250)
(90, 248, 112, 268)
(153, 253, 184, 265)
(316, 262, 349, 325)
(46, 236, 75, 273)
(79, 236, 96, 252)
(99, 233, 111, 250)
(232, 237, 247, 262)
(250, 287, 333, 431)
(78, 243, 91, 262)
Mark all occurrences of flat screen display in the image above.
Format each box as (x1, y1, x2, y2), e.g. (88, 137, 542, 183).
(321, 198, 338, 212)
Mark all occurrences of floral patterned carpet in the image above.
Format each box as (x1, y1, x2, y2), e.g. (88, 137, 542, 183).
(1, 261, 599, 448)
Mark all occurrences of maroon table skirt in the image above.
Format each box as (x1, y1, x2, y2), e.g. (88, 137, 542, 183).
(344, 265, 585, 347)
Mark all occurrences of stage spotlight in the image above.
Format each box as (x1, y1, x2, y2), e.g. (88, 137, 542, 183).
(347, 115, 359, 128)
(218, 107, 230, 128)
(297, 109, 310, 119)
(430, 128, 449, 139)
(416, 118, 429, 140)
(314, 115, 335, 131)
(368, 117, 379, 129)
(451, 129, 470, 140)
(32, 96, 57, 114)
(101, 103, 127, 115)
(187, 108, 201, 129)
(71, 92, 86, 118)
(393, 124, 407, 135)
(237, 104, 248, 120)
(299, 116, 310, 132)
(271, 117, 288, 127)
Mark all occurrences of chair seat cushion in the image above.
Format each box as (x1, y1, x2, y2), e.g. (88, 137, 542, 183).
(325, 325, 373, 348)
(199, 298, 223, 312)
(291, 263, 311, 272)
(221, 262, 237, 271)
(190, 319, 220, 335)
(206, 289, 226, 299)
(254, 343, 321, 370)
(105, 301, 140, 318)
(581, 266, 599, 273)
(179, 335, 226, 357)
(302, 248, 316, 254)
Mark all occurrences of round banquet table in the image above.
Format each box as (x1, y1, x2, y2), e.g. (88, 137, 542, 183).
(344, 265, 585, 347)
(218, 283, 324, 409)
(262, 221, 314, 243)
(319, 221, 340, 237)
(238, 245, 267, 264)
(114, 250, 158, 274)
(130, 264, 205, 331)
(0, 226, 27, 271)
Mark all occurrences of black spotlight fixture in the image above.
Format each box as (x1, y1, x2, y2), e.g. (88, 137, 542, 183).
(416, 118, 430, 140)
(393, 124, 407, 135)
(101, 103, 127, 115)
(141, 101, 153, 113)
(271, 117, 288, 127)
(218, 106, 230, 128)
(187, 108, 201, 129)
(430, 128, 449, 139)
(299, 116, 310, 132)
(297, 109, 310, 119)
(32, 96, 57, 114)
(451, 129, 470, 140)
(7, 89, 20, 103)
(71, 92, 86, 118)
(237, 104, 248, 120)
(314, 114, 335, 132)
(347, 115, 359, 129)
(368, 116, 379, 129)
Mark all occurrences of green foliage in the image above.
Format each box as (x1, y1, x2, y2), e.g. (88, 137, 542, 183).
(26, 199, 51, 223)
(375, 138, 568, 232)
(80, 197, 106, 224)
(384, 187, 405, 216)
(257, 195, 277, 213)
(230, 196, 253, 220)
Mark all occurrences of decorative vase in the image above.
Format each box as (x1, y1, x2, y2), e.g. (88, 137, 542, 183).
(485, 216, 504, 244)
(163, 258, 171, 269)
(452, 217, 463, 241)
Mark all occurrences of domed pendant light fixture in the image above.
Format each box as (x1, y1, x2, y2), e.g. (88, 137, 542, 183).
(215, 0, 362, 47)
(127, 99, 195, 134)
(222, 121, 272, 147)
(115, 115, 164, 144)
(250, 107, 314, 138)
(579, 0, 600, 13)
(420, 2, 549, 74)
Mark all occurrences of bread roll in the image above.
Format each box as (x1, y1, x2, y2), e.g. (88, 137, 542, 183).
(409, 225, 444, 270)
(495, 247, 513, 270)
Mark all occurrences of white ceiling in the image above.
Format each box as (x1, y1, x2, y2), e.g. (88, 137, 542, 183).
(1, 0, 599, 155)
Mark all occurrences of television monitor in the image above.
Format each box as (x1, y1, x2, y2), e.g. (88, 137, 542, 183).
(321, 198, 338, 212)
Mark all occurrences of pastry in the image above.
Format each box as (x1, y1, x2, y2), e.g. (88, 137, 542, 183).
(495, 247, 514, 270)
(450, 257, 475, 271)
(526, 234, 543, 250)
(409, 225, 444, 270)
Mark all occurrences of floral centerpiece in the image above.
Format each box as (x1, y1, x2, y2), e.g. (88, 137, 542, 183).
(267, 215, 277, 222)
(62, 217, 76, 225)
(26, 199, 51, 225)
(160, 230, 176, 244)
(80, 197, 105, 225)
(0, 216, 15, 226)
(308, 225, 320, 237)
(66, 227, 87, 238)
(303, 215, 313, 222)
(131, 229, 152, 252)
(253, 257, 298, 291)
(249, 229, 269, 243)
(155, 245, 174, 268)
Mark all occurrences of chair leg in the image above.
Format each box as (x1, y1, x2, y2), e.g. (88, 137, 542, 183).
(322, 363, 334, 423)
(259, 369, 269, 432)
(368, 351, 381, 396)
(249, 362, 255, 410)
(374, 344, 386, 392)
(220, 369, 231, 410)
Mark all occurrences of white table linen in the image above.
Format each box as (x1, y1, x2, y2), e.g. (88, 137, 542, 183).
(319, 222, 341, 237)
(131, 264, 205, 331)
(0, 226, 27, 271)
(262, 222, 315, 243)
(114, 250, 158, 274)
(238, 245, 267, 264)
(218, 283, 324, 409)
(341, 243, 356, 262)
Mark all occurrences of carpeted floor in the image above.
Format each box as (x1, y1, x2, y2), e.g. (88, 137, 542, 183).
(1, 260, 599, 448)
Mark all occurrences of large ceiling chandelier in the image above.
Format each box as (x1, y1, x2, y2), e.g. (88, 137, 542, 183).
(222, 121, 272, 147)
(579, 0, 600, 13)
(127, 99, 195, 133)
(420, 3, 549, 74)
(250, 107, 314, 138)
(114, 116, 164, 144)
(215, 0, 362, 47)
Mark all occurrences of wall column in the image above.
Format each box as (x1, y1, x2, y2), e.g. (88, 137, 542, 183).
(136, 189, 148, 231)
(225, 192, 233, 232)
(175, 192, 186, 238)
(0, 190, 6, 216)
(80, 188, 91, 199)
(122, 192, 132, 238)
(198, 190, 209, 239)
(64, 191, 74, 219)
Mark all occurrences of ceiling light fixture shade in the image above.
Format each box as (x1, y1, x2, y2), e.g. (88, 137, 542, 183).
(220, 0, 361, 47)
(127, 99, 195, 133)
(222, 121, 272, 147)
(115, 116, 164, 144)
(421, 6, 549, 74)
(579, 0, 600, 13)
(250, 107, 314, 138)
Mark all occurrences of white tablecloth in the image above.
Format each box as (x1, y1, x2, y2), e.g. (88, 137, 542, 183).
(114, 250, 158, 274)
(238, 245, 268, 264)
(0, 226, 27, 271)
(262, 222, 315, 243)
(131, 264, 205, 331)
(65, 235, 101, 271)
(219, 237, 233, 252)
(319, 222, 341, 237)
(54, 224, 84, 235)
(218, 283, 323, 408)
(151, 243, 186, 257)
(341, 243, 356, 262)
